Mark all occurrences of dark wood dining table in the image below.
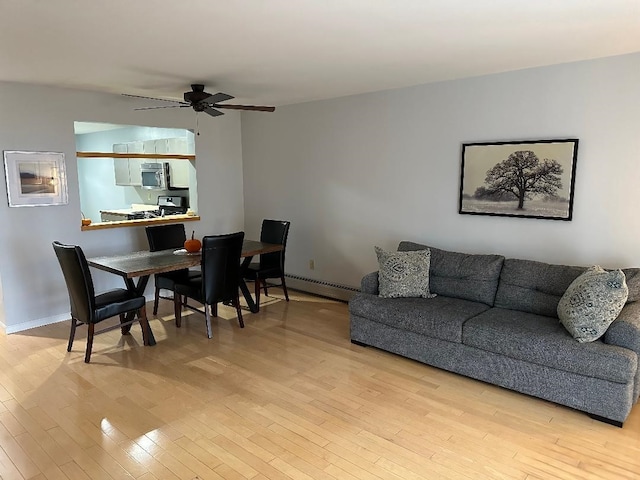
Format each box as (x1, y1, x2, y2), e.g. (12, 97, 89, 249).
(87, 239, 284, 345)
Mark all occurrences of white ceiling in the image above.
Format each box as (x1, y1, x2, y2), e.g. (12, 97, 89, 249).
(1, 0, 639, 107)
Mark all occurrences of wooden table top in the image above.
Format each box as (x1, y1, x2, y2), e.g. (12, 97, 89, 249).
(87, 239, 283, 278)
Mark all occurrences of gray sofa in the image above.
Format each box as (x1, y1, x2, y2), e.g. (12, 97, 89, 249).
(349, 241, 640, 426)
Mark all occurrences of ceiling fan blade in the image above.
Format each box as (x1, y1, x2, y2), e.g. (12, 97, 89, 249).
(202, 92, 234, 104)
(203, 107, 224, 117)
(213, 104, 276, 112)
(134, 105, 190, 110)
(123, 93, 185, 104)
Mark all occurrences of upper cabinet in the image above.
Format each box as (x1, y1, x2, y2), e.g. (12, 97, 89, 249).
(113, 143, 130, 185)
(168, 160, 190, 188)
(113, 141, 144, 186)
(109, 137, 194, 188)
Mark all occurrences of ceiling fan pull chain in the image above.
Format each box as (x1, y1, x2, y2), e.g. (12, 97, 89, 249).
(196, 112, 200, 136)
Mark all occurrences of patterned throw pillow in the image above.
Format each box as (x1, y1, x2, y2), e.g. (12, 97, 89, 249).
(375, 246, 437, 299)
(557, 265, 628, 343)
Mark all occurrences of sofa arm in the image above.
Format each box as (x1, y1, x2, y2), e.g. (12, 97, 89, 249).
(361, 271, 379, 295)
(604, 302, 640, 355)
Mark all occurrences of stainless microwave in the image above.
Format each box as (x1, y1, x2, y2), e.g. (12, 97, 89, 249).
(140, 162, 170, 189)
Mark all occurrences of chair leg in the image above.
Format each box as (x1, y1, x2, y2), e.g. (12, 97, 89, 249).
(205, 304, 213, 339)
(84, 323, 95, 363)
(235, 295, 245, 328)
(254, 277, 261, 310)
(67, 318, 77, 352)
(153, 287, 160, 315)
(262, 279, 269, 296)
(173, 291, 182, 328)
(212, 302, 218, 317)
(138, 305, 151, 345)
(281, 275, 290, 301)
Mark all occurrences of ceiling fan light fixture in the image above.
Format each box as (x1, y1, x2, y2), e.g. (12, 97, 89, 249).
(124, 84, 275, 118)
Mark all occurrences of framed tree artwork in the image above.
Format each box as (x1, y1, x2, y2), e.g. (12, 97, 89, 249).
(459, 139, 579, 221)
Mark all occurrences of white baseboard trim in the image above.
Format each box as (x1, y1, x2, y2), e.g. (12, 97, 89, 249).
(4, 294, 156, 334)
(4, 312, 71, 334)
(3, 279, 358, 334)
(284, 274, 359, 302)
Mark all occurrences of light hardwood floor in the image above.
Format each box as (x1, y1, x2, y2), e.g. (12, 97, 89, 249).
(1, 289, 639, 480)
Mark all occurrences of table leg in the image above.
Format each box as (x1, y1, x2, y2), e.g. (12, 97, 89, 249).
(240, 256, 259, 313)
(120, 275, 156, 346)
(239, 279, 259, 313)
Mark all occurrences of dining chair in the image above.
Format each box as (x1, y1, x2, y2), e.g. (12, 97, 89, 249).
(52, 241, 151, 363)
(241, 219, 290, 309)
(173, 231, 245, 338)
(145, 223, 201, 315)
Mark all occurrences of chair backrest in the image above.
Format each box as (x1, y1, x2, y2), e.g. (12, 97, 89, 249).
(259, 220, 290, 271)
(52, 241, 95, 323)
(201, 232, 245, 305)
(145, 223, 187, 252)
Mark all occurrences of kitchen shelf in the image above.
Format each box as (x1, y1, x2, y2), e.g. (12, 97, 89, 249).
(77, 152, 195, 160)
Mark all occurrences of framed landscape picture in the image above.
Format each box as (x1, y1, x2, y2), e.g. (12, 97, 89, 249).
(459, 139, 579, 221)
(3, 150, 68, 207)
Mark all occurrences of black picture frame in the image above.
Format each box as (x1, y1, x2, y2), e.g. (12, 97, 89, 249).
(459, 139, 579, 221)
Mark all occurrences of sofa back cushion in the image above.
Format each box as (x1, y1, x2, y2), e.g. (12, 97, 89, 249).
(398, 241, 504, 306)
(495, 260, 640, 317)
(495, 259, 586, 317)
(623, 268, 640, 303)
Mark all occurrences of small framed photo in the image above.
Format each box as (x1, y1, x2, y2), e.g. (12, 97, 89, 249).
(459, 139, 579, 221)
(3, 150, 69, 207)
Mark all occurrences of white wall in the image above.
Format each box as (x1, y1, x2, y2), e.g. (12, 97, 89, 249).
(241, 53, 640, 289)
(0, 82, 244, 332)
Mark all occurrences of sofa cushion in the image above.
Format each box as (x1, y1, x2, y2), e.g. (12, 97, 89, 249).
(360, 271, 380, 295)
(375, 246, 436, 299)
(349, 292, 490, 343)
(398, 241, 504, 306)
(557, 266, 628, 343)
(495, 259, 640, 318)
(622, 268, 640, 303)
(494, 259, 586, 317)
(462, 308, 637, 384)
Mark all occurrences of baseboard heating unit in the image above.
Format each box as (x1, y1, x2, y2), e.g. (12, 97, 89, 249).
(283, 274, 359, 302)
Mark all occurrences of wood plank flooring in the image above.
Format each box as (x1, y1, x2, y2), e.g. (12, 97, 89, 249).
(1, 289, 639, 479)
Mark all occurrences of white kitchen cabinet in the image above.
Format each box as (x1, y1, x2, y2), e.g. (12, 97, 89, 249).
(167, 137, 188, 154)
(113, 142, 145, 186)
(143, 139, 157, 154)
(114, 159, 130, 185)
(111, 138, 194, 188)
(167, 138, 192, 188)
(154, 138, 169, 154)
(168, 159, 191, 188)
(128, 158, 144, 186)
(113, 144, 130, 186)
(127, 141, 145, 186)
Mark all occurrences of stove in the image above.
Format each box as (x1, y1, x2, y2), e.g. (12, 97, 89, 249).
(157, 195, 188, 216)
(126, 196, 188, 220)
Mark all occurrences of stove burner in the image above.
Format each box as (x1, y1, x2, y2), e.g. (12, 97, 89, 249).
(127, 207, 186, 220)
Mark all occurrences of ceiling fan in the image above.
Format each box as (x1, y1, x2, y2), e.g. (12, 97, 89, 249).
(123, 84, 275, 117)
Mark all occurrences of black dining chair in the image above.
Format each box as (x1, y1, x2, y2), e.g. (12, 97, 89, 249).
(145, 223, 201, 315)
(242, 219, 290, 309)
(173, 232, 245, 338)
(52, 241, 151, 363)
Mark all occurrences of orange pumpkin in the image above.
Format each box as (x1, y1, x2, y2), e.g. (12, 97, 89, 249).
(184, 231, 202, 253)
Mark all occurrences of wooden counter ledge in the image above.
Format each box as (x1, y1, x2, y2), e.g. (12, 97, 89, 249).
(81, 215, 200, 231)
